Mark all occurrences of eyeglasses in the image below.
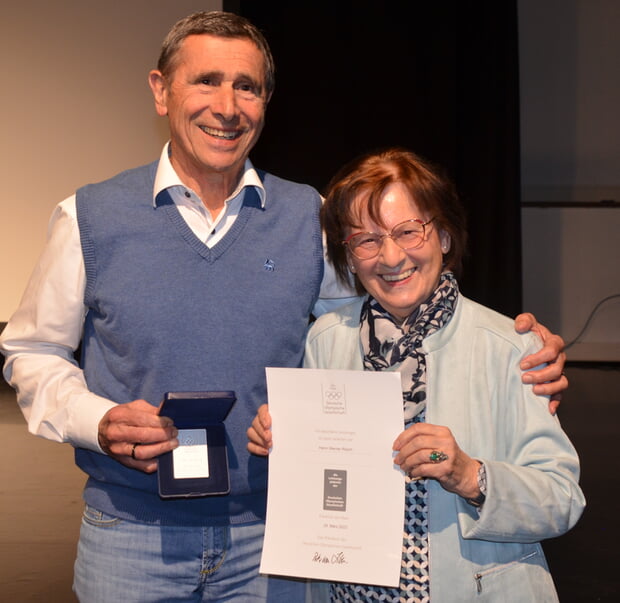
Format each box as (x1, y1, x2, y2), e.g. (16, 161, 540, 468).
(343, 217, 435, 260)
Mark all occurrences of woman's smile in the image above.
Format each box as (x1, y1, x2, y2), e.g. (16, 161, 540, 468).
(348, 183, 449, 321)
(380, 266, 417, 283)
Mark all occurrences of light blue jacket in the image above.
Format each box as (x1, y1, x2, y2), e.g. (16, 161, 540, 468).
(304, 295, 585, 602)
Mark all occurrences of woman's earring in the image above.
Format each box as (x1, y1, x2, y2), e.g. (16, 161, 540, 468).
(441, 234, 451, 253)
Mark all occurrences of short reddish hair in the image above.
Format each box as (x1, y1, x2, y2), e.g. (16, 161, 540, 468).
(322, 148, 468, 294)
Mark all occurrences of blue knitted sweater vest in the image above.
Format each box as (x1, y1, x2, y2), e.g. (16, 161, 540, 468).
(74, 160, 323, 525)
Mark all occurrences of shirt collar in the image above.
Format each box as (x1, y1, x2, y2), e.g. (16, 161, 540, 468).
(152, 142, 266, 208)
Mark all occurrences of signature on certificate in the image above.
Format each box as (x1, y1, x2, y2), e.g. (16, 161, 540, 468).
(312, 551, 347, 565)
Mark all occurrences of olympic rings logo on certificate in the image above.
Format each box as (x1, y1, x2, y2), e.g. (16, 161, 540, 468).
(322, 383, 347, 414)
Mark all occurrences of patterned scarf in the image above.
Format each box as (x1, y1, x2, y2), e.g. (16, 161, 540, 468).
(331, 272, 459, 603)
(360, 271, 459, 425)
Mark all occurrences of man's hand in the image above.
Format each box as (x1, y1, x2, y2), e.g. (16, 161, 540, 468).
(98, 399, 179, 473)
(515, 312, 568, 414)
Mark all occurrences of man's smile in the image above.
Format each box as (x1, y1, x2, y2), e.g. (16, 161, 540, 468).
(199, 125, 241, 140)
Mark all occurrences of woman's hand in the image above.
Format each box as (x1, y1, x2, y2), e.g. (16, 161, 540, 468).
(247, 404, 272, 456)
(392, 423, 481, 500)
(515, 312, 567, 414)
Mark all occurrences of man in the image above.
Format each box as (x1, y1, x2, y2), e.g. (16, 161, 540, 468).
(0, 11, 566, 602)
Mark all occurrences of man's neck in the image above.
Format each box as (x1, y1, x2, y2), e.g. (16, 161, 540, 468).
(171, 159, 244, 219)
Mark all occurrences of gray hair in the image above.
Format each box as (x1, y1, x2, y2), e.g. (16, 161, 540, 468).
(157, 11, 275, 98)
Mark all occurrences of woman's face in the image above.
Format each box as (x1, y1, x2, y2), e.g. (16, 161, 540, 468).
(347, 182, 450, 322)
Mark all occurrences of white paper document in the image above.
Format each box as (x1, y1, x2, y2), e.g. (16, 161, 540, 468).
(260, 367, 405, 587)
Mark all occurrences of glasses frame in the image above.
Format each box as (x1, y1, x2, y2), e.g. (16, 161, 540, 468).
(343, 217, 435, 259)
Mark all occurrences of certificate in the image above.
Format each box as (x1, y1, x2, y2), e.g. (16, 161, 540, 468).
(260, 367, 405, 587)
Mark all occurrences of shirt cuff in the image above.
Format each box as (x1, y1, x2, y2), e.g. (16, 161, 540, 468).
(66, 393, 118, 453)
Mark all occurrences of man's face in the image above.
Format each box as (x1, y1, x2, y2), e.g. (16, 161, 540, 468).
(150, 34, 269, 188)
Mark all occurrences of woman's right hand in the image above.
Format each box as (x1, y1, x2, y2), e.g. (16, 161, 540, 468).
(247, 404, 272, 456)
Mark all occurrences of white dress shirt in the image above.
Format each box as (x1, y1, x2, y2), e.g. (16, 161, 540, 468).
(0, 144, 357, 451)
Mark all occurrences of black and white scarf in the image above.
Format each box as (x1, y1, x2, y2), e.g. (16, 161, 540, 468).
(360, 271, 459, 423)
(331, 272, 459, 602)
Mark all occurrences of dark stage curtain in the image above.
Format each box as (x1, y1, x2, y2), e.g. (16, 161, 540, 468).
(228, 1, 522, 316)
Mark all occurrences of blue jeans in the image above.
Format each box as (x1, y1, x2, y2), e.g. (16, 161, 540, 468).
(73, 505, 307, 602)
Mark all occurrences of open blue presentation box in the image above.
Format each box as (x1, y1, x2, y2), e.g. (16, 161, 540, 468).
(157, 391, 236, 498)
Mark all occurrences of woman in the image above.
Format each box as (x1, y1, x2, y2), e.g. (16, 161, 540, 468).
(249, 149, 584, 602)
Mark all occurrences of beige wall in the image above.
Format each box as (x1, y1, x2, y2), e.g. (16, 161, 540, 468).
(0, 0, 221, 319)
